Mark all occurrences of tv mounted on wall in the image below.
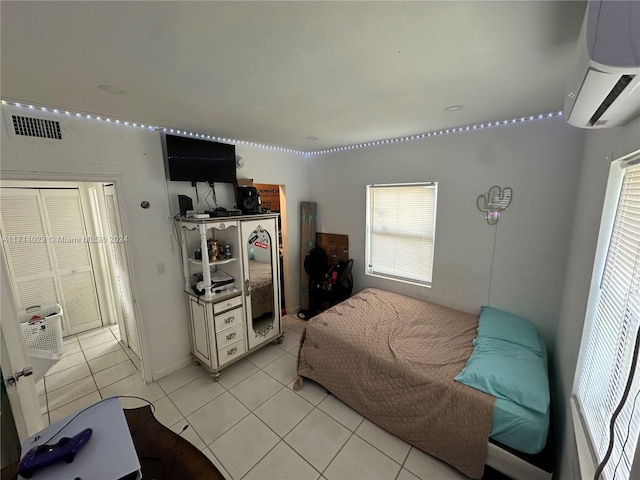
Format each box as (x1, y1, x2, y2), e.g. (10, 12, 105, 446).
(164, 134, 237, 184)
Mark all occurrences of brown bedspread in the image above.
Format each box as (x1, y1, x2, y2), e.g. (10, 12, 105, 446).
(295, 288, 495, 478)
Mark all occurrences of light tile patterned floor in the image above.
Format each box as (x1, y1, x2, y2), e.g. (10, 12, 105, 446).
(38, 315, 468, 480)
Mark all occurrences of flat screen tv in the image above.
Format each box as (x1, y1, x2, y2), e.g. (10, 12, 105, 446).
(165, 134, 237, 183)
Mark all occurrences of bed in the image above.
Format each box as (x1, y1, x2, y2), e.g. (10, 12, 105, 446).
(294, 288, 551, 480)
(249, 259, 274, 318)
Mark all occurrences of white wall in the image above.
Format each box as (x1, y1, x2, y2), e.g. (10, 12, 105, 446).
(307, 116, 585, 348)
(0, 105, 308, 380)
(555, 116, 640, 479)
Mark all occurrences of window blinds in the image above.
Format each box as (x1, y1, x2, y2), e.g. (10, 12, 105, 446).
(576, 165, 640, 480)
(366, 183, 437, 286)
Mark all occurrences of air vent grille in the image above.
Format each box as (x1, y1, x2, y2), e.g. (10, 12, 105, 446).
(12, 115, 62, 139)
(589, 75, 635, 127)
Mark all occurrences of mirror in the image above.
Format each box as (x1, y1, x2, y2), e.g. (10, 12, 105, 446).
(247, 225, 274, 337)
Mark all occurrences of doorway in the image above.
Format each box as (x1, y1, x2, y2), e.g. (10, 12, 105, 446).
(0, 180, 140, 356)
(253, 183, 289, 314)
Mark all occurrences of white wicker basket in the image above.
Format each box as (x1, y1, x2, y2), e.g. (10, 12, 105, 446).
(19, 304, 64, 356)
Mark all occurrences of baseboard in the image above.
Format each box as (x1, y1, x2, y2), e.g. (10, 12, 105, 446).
(286, 304, 301, 315)
(151, 357, 194, 382)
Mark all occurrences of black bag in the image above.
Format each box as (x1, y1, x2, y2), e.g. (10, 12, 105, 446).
(298, 249, 354, 320)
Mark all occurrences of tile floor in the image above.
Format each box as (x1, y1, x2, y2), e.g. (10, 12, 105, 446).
(37, 315, 470, 480)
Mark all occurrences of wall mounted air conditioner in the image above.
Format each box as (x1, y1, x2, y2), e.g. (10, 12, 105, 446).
(564, 0, 640, 128)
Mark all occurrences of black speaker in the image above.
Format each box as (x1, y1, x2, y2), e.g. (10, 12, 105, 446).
(237, 187, 259, 214)
(178, 195, 193, 216)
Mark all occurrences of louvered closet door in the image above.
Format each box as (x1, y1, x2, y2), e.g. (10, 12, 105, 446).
(40, 190, 103, 334)
(0, 189, 62, 311)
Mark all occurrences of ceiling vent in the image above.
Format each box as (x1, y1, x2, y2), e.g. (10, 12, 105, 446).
(12, 115, 62, 139)
(564, 0, 640, 129)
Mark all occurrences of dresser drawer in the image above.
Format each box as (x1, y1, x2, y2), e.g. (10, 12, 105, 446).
(214, 306, 244, 332)
(218, 339, 246, 366)
(216, 323, 244, 349)
(214, 295, 243, 314)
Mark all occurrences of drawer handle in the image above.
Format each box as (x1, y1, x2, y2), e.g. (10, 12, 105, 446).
(227, 346, 237, 356)
(226, 332, 236, 340)
(224, 316, 234, 324)
(226, 302, 232, 307)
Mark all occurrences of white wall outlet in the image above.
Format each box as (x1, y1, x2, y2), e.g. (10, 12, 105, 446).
(156, 262, 166, 275)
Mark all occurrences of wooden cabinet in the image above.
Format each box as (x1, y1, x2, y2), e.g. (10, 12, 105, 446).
(179, 215, 283, 380)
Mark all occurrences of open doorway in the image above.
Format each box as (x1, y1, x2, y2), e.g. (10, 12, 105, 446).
(0, 180, 141, 356)
(253, 183, 289, 315)
(1, 179, 144, 425)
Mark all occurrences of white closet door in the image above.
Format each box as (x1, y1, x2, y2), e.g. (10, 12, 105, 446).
(40, 189, 103, 334)
(103, 185, 139, 356)
(0, 189, 61, 311)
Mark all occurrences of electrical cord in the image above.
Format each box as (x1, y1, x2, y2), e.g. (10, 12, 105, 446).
(38, 395, 154, 446)
(611, 387, 640, 479)
(11, 396, 155, 480)
(204, 182, 219, 210)
(487, 222, 499, 305)
(191, 182, 199, 203)
(172, 214, 185, 257)
(594, 324, 640, 480)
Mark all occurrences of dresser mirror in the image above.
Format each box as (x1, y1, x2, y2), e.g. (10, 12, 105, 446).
(246, 225, 275, 338)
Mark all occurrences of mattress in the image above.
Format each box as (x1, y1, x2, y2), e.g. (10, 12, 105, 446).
(491, 398, 549, 455)
(490, 336, 550, 454)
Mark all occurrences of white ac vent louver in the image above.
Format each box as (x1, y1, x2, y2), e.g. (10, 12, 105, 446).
(12, 115, 62, 139)
(564, 0, 640, 129)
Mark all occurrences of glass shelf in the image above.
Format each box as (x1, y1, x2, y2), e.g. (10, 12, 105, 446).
(188, 257, 238, 267)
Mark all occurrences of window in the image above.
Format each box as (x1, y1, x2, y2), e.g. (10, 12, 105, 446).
(574, 158, 640, 480)
(365, 183, 437, 287)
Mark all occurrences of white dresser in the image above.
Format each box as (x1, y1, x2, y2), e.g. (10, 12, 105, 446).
(179, 215, 283, 380)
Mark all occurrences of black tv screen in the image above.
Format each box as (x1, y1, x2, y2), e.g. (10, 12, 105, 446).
(165, 134, 237, 183)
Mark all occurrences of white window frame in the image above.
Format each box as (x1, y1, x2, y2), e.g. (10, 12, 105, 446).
(365, 182, 437, 287)
(572, 150, 640, 480)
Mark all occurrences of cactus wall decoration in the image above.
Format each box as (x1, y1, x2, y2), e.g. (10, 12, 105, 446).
(477, 186, 512, 225)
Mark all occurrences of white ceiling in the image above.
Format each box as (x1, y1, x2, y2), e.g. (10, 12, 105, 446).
(1, 1, 586, 151)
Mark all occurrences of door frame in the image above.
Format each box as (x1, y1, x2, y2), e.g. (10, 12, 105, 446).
(92, 183, 141, 357)
(0, 172, 148, 382)
(252, 184, 289, 313)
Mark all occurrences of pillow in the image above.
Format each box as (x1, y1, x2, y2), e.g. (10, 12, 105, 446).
(476, 306, 542, 356)
(455, 337, 550, 414)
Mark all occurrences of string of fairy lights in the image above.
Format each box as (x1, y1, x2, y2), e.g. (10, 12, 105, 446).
(311, 111, 564, 155)
(1, 99, 563, 157)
